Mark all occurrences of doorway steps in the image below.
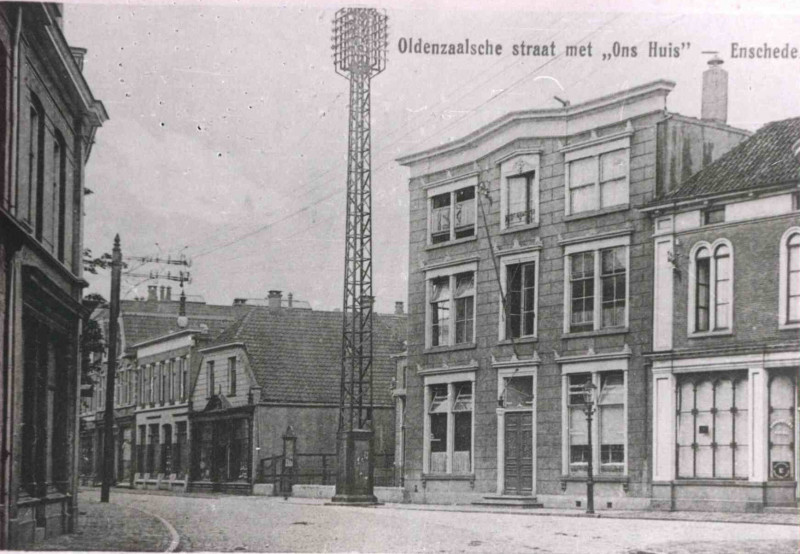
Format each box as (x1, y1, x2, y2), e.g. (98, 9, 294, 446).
(472, 495, 543, 508)
(763, 503, 800, 515)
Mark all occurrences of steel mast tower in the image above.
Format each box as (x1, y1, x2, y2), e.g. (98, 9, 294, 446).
(331, 7, 388, 504)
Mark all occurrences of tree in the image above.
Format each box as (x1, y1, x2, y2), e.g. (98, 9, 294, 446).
(80, 294, 107, 385)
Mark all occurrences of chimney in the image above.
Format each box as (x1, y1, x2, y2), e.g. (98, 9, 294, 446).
(267, 290, 282, 310)
(287, 292, 293, 308)
(233, 298, 248, 306)
(165, 286, 172, 301)
(147, 285, 158, 302)
(701, 55, 728, 124)
(159, 286, 167, 301)
(394, 301, 404, 315)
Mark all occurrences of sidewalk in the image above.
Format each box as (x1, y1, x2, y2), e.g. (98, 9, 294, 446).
(30, 497, 177, 552)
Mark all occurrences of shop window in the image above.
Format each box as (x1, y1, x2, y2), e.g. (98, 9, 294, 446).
(769, 371, 796, 480)
(676, 373, 748, 479)
(429, 185, 476, 244)
(690, 241, 733, 333)
(566, 371, 626, 475)
(428, 270, 475, 347)
(426, 381, 473, 474)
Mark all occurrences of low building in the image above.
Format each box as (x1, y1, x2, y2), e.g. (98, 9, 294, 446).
(79, 288, 252, 486)
(644, 116, 800, 511)
(189, 291, 407, 494)
(0, 3, 107, 547)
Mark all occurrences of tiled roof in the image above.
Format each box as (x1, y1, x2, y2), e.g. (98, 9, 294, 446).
(663, 117, 800, 201)
(95, 300, 251, 353)
(206, 308, 407, 406)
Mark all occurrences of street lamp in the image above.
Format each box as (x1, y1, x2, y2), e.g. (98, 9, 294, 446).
(579, 382, 597, 515)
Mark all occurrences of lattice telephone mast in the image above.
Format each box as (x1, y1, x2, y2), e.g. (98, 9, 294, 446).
(331, 7, 388, 504)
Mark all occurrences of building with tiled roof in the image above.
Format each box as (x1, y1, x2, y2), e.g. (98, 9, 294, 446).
(78, 288, 312, 490)
(643, 116, 800, 511)
(188, 292, 406, 494)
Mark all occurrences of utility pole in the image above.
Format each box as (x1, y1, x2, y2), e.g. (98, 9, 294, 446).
(100, 235, 122, 502)
(330, 7, 388, 505)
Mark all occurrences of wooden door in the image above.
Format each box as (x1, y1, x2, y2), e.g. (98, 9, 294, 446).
(504, 411, 533, 495)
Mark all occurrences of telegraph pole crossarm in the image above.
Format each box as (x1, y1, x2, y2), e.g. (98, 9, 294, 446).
(100, 234, 122, 503)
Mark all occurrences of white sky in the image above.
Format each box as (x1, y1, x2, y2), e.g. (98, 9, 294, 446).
(62, 0, 800, 313)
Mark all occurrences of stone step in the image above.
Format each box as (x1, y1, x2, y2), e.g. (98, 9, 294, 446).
(473, 495, 543, 508)
(763, 505, 800, 515)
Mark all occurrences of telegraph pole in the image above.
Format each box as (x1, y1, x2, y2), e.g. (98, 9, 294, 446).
(330, 7, 388, 505)
(100, 235, 122, 502)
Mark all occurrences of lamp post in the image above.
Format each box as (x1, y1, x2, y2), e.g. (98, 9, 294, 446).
(581, 382, 597, 515)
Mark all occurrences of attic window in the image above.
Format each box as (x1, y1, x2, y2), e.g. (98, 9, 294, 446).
(703, 206, 725, 226)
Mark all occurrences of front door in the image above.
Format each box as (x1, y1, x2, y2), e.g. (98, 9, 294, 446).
(504, 411, 533, 495)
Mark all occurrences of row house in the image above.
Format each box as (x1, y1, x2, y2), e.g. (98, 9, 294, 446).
(79, 289, 249, 487)
(645, 116, 800, 511)
(396, 61, 750, 508)
(0, 3, 107, 547)
(189, 291, 406, 494)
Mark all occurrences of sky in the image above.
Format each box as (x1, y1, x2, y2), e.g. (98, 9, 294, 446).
(62, 0, 800, 313)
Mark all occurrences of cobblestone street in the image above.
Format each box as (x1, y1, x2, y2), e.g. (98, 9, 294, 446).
(80, 490, 799, 553)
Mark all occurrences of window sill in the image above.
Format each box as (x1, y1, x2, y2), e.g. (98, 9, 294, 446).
(425, 235, 477, 251)
(778, 322, 800, 331)
(425, 343, 477, 354)
(564, 204, 630, 222)
(561, 474, 628, 483)
(497, 336, 538, 346)
(562, 327, 628, 340)
(688, 330, 734, 338)
(422, 473, 475, 482)
(500, 222, 539, 235)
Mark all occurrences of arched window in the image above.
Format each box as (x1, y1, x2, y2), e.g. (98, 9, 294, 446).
(779, 228, 800, 327)
(690, 240, 733, 333)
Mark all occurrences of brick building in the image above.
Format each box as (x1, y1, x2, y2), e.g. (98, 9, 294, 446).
(0, 3, 107, 547)
(79, 289, 251, 487)
(396, 65, 749, 507)
(190, 291, 406, 494)
(645, 116, 800, 511)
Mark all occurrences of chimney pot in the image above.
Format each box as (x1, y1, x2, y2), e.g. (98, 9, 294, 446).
(701, 56, 728, 124)
(287, 292, 293, 308)
(147, 285, 158, 302)
(268, 290, 282, 310)
(165, 286, 172, 301)
(395, 301, 404, 315)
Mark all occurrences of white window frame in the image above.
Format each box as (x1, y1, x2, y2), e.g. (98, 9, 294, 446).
(562, 235, 631, 334)
(779, 227, 800, 329)
(687, 239, 734, 336)
(499, 251, 539, 341)
(564, 135, 631, 216)
(426, 176, 478, 245)
(561, 360, 629, 477)
(499, 154, 540, 230)
(425, 261, 477, 348)
(422, 369, 476, 475)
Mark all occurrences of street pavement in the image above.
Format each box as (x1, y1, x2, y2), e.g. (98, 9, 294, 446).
(79, 489, 799, 553)
(30, 497, 173, 551)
